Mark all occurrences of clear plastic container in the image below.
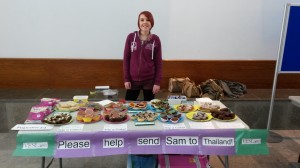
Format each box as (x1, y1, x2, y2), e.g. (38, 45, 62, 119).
(102, 89, 118, 99)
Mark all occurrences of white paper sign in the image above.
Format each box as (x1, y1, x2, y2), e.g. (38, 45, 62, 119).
(202, 137, 235, 146)
(163, 123, 186, 129)
(103, 138, 124, 148)
(137, 137, 160, 146)
(11, 124, 53, 131)
(189, 122, 215, 129)
(103, 124, 127, 131)
(166, 136, 198, 146)
(23, 142, 48, 149)
(57, 140, 90, 149)
(58, 124, 84, 132)
(215, 122, 246, 129)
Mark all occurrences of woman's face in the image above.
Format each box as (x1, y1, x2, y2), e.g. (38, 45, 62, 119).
(139, 14, 152, 32)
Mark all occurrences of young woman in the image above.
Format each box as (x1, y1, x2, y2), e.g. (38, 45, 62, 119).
(123, 11, 162, 101)
(124, 11, 162, 168)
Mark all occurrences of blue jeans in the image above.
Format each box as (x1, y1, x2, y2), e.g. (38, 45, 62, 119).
(127, 155, 157, 168)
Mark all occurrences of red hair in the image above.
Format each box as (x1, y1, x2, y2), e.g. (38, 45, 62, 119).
(138, 11, 154, 30)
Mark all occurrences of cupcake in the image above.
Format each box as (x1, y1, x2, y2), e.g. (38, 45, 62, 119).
(131, 114, 137, 120)
(92, 114, 101, 121)
(82, 117, 93, 122)
(147, 116, 155, 122)
(137, 117, 145, 122)
(161, 116, 168, 122)
(76, 115, 84, 121)
(171, 117, 179, 123)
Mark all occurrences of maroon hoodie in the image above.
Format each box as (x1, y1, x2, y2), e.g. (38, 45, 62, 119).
(123, 31, 162, 86)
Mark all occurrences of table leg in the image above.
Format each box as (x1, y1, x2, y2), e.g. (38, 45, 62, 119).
(217, 155, 230, 168)
(225, 156, 229, 168)
(41, 157, 45, 168)
(59, 158, 63, 168)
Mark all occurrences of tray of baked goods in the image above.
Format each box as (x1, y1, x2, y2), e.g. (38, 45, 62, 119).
(174, 104, 199, 113)
(42, 113, 73, 125)
(131, 111, 158, 122)
(102, 102, 129, 124)
(54, 101, 80, 112)
(210, 108, 237, 121)
(149, 99, 170, 112)
(127, 101, 149, 111)
(157, 107, 183, 124)
(186, 111, 213, 122)
(76, 108, 102, 123)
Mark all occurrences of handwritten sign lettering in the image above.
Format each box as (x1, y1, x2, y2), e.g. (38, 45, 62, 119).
(242, 138, 261, 145)
(23, 142, 48, 149)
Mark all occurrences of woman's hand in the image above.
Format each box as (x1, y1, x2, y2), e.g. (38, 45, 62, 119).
(152, 85, 160, 94)
(124, 82, 131, 89)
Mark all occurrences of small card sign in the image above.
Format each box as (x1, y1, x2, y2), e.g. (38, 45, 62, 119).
(163, 123, 186, 129)
(103, 124, 127, 131)
(189, 122, 215, 129)
(23, 142, 48, 149)
(215, 122, 246, 129)
(58, 124, 84, 132)
(11, 124, 53, 131)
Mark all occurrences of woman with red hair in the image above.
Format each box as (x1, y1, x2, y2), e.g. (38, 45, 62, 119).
(124, 11, 162, 168)
(123, 11, 162, 102)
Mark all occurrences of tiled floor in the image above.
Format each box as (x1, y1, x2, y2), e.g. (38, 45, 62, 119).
(0, 89, 299, 168)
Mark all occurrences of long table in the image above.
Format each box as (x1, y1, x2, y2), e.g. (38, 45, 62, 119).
(13, 101, 269, 168)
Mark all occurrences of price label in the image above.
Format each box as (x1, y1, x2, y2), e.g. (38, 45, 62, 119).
(163, 123, 186, 129)
(103, 124, 127, 131)
(189, 122, 215, 129)
(58, 124, 84, 132)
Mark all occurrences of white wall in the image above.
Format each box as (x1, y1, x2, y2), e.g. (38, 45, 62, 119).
(0, 0, 299, 60)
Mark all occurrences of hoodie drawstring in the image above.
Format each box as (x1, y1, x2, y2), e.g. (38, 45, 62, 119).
(152, 40, 155, 60)
(131, 32, 136, 52)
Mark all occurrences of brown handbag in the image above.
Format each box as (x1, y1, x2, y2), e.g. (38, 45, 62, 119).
(182, 79, 202, 98)
(168, 77, 190, 93)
